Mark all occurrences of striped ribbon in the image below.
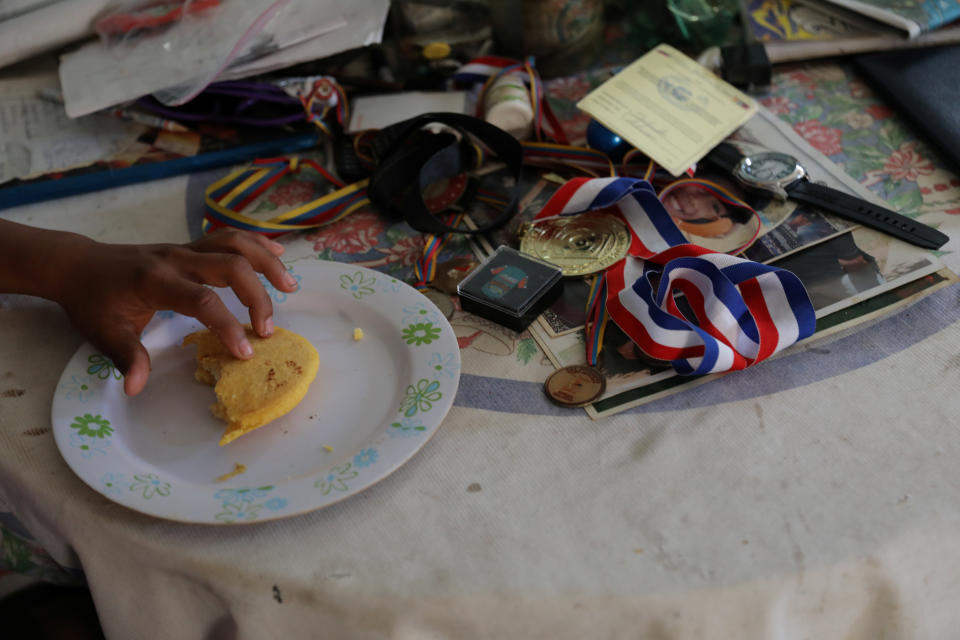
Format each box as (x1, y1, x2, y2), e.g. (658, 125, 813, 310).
(453, 55, 524, 85)
(456, 56, 568, 145)
(204, 157, 369, 237)
(584, 274, 609, 366)
(522, 141, 615, 177)
(299, 76, 349, 138)
(411, 211, 467, 292)
(537, 177, 815, 376)
(203, 76, 373, 237)
(455, 57, 684, 182)
(203, 64, 773, 315)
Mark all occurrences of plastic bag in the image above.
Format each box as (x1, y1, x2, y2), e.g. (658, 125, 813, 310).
(93, 0, 291, 106)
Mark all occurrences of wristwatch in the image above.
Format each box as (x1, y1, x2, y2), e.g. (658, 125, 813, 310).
(704, 142, 948, 250)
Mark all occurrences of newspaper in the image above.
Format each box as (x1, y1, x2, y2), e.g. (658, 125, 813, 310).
(468, 107, 948, 417)
(0, 73, 146, 184)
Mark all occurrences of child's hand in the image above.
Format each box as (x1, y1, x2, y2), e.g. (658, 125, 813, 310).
(54, 229, 298, 396)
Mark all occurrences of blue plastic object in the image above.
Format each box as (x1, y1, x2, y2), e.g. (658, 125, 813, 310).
(586, 119, 632, 161)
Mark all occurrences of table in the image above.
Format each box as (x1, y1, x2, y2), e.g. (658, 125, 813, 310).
(3, 59, 960, 639)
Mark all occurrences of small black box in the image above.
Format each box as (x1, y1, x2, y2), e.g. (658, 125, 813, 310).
(457, 246, 564, 332)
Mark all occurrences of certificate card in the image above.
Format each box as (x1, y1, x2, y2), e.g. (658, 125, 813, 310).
(577, 44, 758, 176)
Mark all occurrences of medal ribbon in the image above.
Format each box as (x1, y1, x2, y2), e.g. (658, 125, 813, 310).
(203, 65, 771, 321)
(462, 56, 567, 145)
(299, 76, 349, 137)
(203, 156, 369, 237)
(540, 177, 815, 375)
(412, 211, 466, 292)
(457, 57, 667, 180)
(584, 274, 609, 366)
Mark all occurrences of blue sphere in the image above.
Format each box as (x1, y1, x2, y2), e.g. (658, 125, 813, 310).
(586, 119, 632, 161)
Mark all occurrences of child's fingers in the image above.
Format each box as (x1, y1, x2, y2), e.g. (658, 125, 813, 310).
(87, 320, 152, 396)
(174, 252, 275, 339)
(191, 230, 295, 292)
(154, 278, 255, 361)
(251, 233, 285, 256)
(123, 347, 152, 397)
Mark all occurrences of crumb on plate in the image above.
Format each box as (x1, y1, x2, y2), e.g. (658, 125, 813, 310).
(215, 463, 247, 483)
(323, 445, 334, 453)
(353, 327, 364, 341)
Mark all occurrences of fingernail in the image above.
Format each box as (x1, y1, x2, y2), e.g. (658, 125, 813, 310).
(239, 339, 254, 358)
(283, 272, 297, 289)
(264, 316, 274, 336)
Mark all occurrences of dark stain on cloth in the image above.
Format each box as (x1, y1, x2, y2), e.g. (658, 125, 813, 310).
(1, 388, 25, 398)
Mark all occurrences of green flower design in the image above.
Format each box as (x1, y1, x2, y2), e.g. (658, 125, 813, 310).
(399, 379, 442, 417)
(130, 473, 171, 499)
(517, 337, 539, 365)
(314, 462, 359, 495)
(390, 419, 426, 433)
(87, 354, 122, 380)
(215, 502, 262, 523)
(402, 322, 441, 346)
(339, 271, 376, 299)
(70, 413, 113, 438)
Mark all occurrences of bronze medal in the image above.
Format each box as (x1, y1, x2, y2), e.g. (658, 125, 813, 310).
(519, 212, 630, 277)
(543, 364, 606, 407)
(432, 257, 480, 294)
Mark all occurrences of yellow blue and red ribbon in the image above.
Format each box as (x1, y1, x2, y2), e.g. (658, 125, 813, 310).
(411, 211, 467, 292)
(204, 156, 369, 237)
(584, 274, 610, 366)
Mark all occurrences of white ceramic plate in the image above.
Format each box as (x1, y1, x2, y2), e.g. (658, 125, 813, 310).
(52, 259, 460, 524)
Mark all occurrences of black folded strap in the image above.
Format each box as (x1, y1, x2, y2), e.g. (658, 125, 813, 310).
(366, 112, 524, 235)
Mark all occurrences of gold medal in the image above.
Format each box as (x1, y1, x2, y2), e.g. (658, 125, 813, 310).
(432, 257, 480, 294)
(543, 365, 606, 407)
(519, 212, 630, 277)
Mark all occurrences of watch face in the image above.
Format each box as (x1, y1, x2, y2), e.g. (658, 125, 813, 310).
(738, 152, 804, 185)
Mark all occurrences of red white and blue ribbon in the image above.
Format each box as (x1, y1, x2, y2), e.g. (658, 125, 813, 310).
(536, 177, 689, 258)
(536, 177, 815, 376)
(452, 56, 522, 85)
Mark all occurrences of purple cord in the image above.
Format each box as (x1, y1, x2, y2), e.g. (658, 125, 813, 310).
(135, 80, 308, 127)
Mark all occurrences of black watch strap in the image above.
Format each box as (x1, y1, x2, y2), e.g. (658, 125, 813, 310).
(701, 141, 743, 174)
(786, 180, 948, 250)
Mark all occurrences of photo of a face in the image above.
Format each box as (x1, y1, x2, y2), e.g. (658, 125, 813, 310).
(660, 173, 762, 253)
(662, 182, 750, 237)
